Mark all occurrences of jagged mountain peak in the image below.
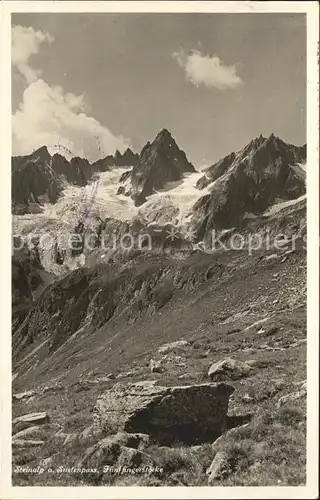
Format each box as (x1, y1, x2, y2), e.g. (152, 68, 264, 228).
(119, 129, 195, 205)
(151, 129, 179, 151)
(32, 145, 49, 154)
(29, 145, 51, 164)
(141, 128, 189, 159)
(249, 134, 266, 148)
(155, 128, 173, 140)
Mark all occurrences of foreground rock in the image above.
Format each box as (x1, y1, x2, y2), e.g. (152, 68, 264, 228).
(277, 381, 307, 408)
(12, 390, 36, 401)
(12, 425, 46, 440)
(208, 358, 253, 381)
(206, 451, 231, 484)
(158, 340, 191, 355)
(78, 431, 150, 468)
(94, 382, 234, 445)
(12, 412, 49, 434)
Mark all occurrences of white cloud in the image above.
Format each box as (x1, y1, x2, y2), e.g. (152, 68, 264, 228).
(12, 25, 54, 83)
(12, 25, 130, 160)
(13, 80, 131, 161)
(172, 49, 243, 90)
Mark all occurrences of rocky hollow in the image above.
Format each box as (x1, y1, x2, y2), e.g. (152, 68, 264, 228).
(94, 382, 235, 446)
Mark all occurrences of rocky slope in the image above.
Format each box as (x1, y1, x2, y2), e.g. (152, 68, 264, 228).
(11, 217, 307, 485)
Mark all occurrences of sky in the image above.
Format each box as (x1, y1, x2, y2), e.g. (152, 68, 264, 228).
(12, 13, 306, 167)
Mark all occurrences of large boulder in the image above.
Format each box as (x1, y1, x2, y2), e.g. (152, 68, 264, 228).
(276, 381, 307, 408)
(94, 382, 234, 445)
(208, 357, 253, 381)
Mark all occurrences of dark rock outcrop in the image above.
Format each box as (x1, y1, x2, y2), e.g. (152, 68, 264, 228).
(94, 382, 234, 445)
(114, 148, 139, 167)
(91, 155, 115, 172)
(127, 129, 195, 203)
(132, 193, 147, 207)
(12, 147, 65, 214)
(12, 243, 53, 329)
(91, 149, 138, 171)
(119, 170, 132, 184)
(196, 151, 236, 190)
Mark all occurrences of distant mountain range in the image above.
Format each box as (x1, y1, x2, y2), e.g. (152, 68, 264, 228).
(11, 146, 139, 214)
(12, 130, 306, 236)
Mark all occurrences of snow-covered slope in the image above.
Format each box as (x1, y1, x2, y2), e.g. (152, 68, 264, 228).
(12, 169, 210, 272)
(13, 169, 209, 235)
(263, 194, 306, 217)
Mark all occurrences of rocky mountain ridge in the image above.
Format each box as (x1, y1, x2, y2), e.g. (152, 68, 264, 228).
(12, 146, 139, 215)
(191, 134, 306, 240)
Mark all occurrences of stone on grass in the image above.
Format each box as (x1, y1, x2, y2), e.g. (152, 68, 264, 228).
(206, 451, 231, 483)
(117, 446, 154, 469)
(277, 383, 307, 408)
(13, 425, 45, 440)
(149, 359, 165, 373)
(12, 412, 49, 434)
(63, 433, 78, 447)
(12, 439, 45, 448)
(158, 340, 191, 355)
(40, 455, 57, 468)
(13, 390, 36, 401)
(208, 357, 253, 381)
(78, 432, 150, 468)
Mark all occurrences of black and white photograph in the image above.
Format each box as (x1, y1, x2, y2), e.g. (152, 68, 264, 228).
(1, 1, 319, 497)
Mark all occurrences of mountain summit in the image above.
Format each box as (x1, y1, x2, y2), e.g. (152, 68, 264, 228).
(193, 134, 306, 238)
(118, 129, 195, 206)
